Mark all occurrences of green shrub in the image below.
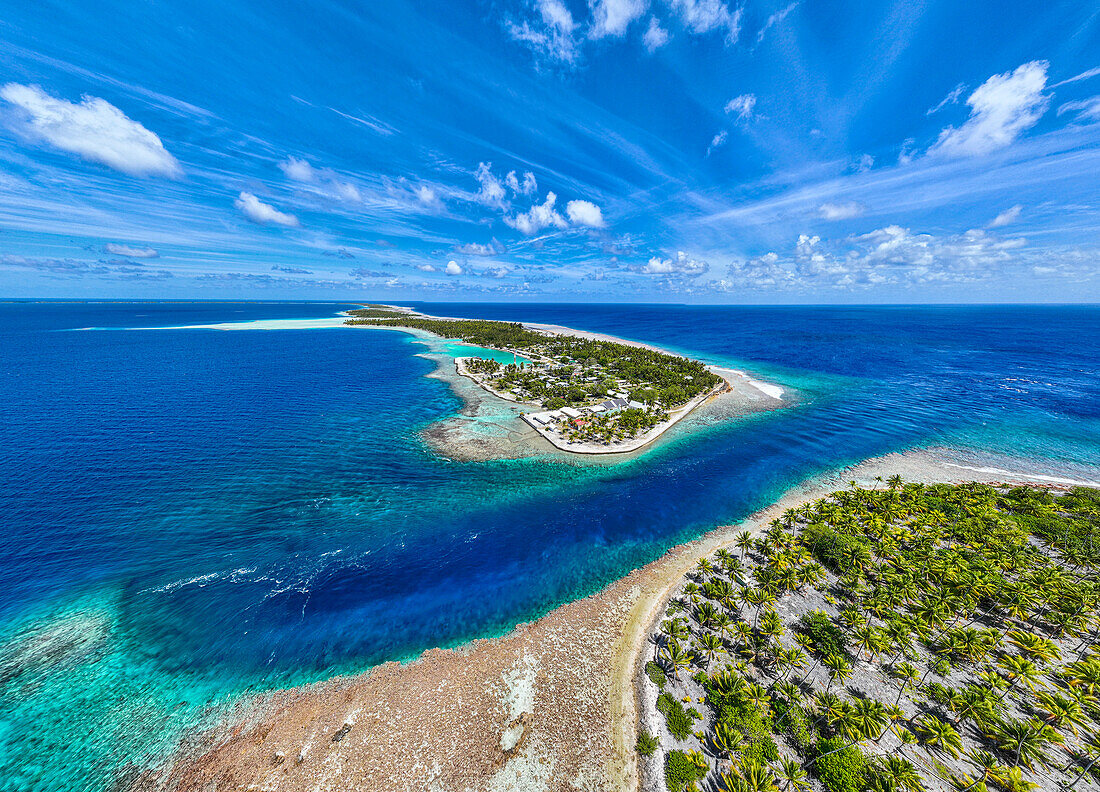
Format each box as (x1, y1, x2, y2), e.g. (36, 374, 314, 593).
(802, 523, 872, 576)
(799, 611, 846, 658)
(657, 692, 700, 740)
(813, 736, 866, 792)
(665, 749, 706, 792)
(740, 735, 780, 764)
(636, 730, 660, 757)
(772, 697, 814, 754)
(645, 661, 667, 689)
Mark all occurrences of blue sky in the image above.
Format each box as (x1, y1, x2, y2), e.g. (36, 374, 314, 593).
(0, 0, 1098, 302)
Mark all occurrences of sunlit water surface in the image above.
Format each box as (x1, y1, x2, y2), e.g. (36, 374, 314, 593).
(1, 301, 1098, 791)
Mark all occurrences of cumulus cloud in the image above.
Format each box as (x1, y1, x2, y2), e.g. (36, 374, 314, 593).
(666, 0, 742, 41)
(723, 224, 1037, 292)
(417, 263, 439, 272)
(818, 201, 865, 221)
(279, 156, 316, 182)
(445, 260, 463, 275)
(506, 191, 568, 234)
(234, 192, 300, 227)
(474, 162, 508, 208)
(104, 243, 159, 258)
(506, 0, 580, 64)
(929, 61, 1049, 158)
(456, 241, 502, 256)
(0, 83, 182, 177)
(505, 170, 538, 196)
(416, 184, 441, 208)
(724, 94, 756, 121)
(705, 130, 728, 156)
(640, 250, 709, 277)
(989, 204, 1023, 228)
(643, 17, 670, 51)
(590, 0, 648, 38)
(566, 199, 605, 227)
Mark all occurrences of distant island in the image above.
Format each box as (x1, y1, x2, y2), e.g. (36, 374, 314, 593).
(345, 305, 769, 455)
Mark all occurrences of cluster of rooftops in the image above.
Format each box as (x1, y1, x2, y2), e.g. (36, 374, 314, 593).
(523, 394, 647, 429)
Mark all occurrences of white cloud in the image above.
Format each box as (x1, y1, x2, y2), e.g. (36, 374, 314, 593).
(279, 156, 316, 182)
(755, 2, 797, 44)
(445, 260, 463, 275)
(665, 0, 742, 41)
(566, 199, 605, 227)
(1051, 66, 1100, 88)
(643, 17, 670, 51)
(279, 156, 360, 201)
(1056, 96, 1100, 122)
(506, 0, 580, 64)
(456, 241, 502, 256)
(929, 61, 1050, 158)
(104, 243, 159, 258)
(234, 192, 300, 227)
(416, 185, 440, 207)
(641, 250, 709, 276)
(474, 162, 508, 208)
(706, 129, 728, 156)
(855, 153, 874, 173)
(818, 201, 865, 221)
(0, 83, 181, 177)
(926, 83, 966, 115)
(724, 94, 756, 121)
(590, 0, 649, 38)
(989, 204, 1022, 227)
(417, 263, 439, 272)
(505, 191, 568, 234)
(505, 170, 538, 195)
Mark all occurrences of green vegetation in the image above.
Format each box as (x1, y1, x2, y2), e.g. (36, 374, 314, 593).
(636, 730, 660, 756)
(644, 480, 1100, 792)
(345, 306, 403, 319)
(344, 314, 720, 416)
(665, 749, 707, 792)
(656, 692, 701, 740)
(814, 736, 866, 792)
(645, 660, 667, 689)
(798, 610, 847, 659)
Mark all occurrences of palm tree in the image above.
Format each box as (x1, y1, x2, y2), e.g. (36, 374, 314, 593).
(872, 755, 924, 792)
(1006, 629, 1061, 666)
(824, 653, 852, 692)
(1033, 690, 1089, 736)
(776, 646, 806, 683)
(661, 639, 693, 680)
(723, 758, 778, 792)
(996, 654, 1044, 701)
(957, 750, 1008, 792)
(736, 530, 753, 559)
(1060, 731, 1100, 791)
(697, 633, 724, 669)
(988, 717, 1064, 770)
(913, 714, 964, 759)
(775, 757, 810, 791)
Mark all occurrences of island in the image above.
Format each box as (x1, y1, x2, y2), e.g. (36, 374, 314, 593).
(344, 305, 764, 455)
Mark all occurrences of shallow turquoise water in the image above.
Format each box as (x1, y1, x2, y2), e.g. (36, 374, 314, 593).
(0, 301, 1098, 791)
(440, 341, 532, 365)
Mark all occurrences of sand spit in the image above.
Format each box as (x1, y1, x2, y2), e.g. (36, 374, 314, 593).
(138, 448, 1073, 792)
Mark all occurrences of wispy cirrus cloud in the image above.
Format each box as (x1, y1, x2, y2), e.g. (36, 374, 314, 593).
(0, 83, 181, 177)
(104, 242, 159, 258)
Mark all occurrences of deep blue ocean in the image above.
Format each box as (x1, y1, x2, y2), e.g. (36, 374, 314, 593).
(1, 301, 1099, 791)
